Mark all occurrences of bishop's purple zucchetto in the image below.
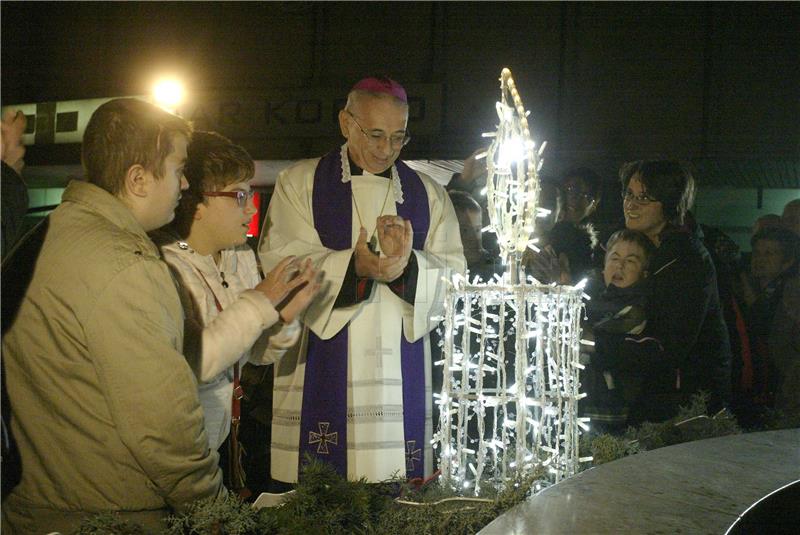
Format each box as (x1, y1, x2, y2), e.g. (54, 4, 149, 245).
(351, 77, 408, 103)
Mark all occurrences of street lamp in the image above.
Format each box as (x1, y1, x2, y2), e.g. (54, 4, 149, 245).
(152, 78, 184, 113)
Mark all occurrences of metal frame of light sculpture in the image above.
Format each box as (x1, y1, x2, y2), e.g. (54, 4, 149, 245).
(435, 68, 590, 496)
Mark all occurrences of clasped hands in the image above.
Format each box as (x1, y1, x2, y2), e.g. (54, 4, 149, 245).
(354, 215, 413, 282)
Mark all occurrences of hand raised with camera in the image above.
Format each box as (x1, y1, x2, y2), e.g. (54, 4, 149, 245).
(354, 226, 407, 282)
(277, 258, 323, 323)
(256, 255, 306, 306)
(459, 147, 488, 187)
(522, 245, 571, 285)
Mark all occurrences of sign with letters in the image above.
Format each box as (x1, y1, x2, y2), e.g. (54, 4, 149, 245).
(180, 84, 442, 138)
(2, 84, 442, 147)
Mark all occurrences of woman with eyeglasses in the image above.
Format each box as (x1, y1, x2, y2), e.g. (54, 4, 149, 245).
(535, 167, 603, 285)
(597, 160, 732, 425)
(152, 131, 322, 495)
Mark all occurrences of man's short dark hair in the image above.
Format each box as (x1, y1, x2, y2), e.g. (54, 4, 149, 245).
(82, 98, 191, 196)
(751, 226, 800, 265)
(619, 160, 695, 225)
(171, 131, 255, 239)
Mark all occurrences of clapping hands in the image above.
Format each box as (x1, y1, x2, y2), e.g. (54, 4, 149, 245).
(377, 215, 412, 260)
(257, 256, 304, 305)
(354, 216, 413, 282)
(276, 258, 323, 323)
(256, 257, 323, 322)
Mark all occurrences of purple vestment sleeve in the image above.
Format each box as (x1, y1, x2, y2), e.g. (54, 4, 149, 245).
(333, 254, 376, 308)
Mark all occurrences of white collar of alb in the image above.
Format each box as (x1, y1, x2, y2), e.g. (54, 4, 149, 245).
(338, 143, 404, 204)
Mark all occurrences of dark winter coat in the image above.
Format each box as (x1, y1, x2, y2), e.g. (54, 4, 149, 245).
(595, 226, 732, 424)
(1, 161, 29, 258)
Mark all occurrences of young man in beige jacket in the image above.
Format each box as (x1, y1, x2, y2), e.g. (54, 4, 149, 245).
(2, 98, 225, 534)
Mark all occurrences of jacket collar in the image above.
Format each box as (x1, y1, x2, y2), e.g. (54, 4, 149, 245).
(61, 180, 158, 256)
(161, 239, 239, 277)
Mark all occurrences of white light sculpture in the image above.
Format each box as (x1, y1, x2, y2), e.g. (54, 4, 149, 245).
(436, 68, 590, 495)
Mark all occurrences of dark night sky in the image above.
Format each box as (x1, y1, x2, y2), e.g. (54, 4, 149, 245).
(2, 1, 798, 186)
(2, 2, 353, 103)
(1, 1, 797, 252)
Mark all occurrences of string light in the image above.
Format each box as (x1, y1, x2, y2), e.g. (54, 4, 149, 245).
(436, 68, 587, 496)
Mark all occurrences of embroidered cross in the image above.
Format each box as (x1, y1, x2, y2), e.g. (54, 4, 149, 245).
(366, 335, 392, 369)
(405, 440, 422, 472)
(309, 422, 338, 455)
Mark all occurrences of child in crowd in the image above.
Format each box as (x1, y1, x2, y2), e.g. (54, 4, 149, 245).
(154, 132, 322, 495)
(582, 229, 656, 432)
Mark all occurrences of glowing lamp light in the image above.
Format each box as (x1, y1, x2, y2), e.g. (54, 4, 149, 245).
(153, 78, 185, 112)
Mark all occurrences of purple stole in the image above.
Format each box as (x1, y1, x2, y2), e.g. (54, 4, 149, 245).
(299, 148, 429, 480)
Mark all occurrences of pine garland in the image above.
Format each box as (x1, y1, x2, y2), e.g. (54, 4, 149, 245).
(584, 393, 741, 465)
(75, 512, 148, 535)
(76, 394, 766, 535)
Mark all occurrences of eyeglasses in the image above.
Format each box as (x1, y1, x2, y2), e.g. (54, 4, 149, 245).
(621, 190, 659, 205)
(202, 190, 255, 208)
(346, 110, 410, 149)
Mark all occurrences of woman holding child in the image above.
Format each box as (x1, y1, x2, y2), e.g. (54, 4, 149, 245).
(592, 161, 731, 426)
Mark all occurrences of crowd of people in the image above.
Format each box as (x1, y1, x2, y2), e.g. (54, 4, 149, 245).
(0, 76, 797, 532)
(449, 160, 800, 434)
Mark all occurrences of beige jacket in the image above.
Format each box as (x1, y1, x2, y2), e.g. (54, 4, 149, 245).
(2, 181, 224, 534)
